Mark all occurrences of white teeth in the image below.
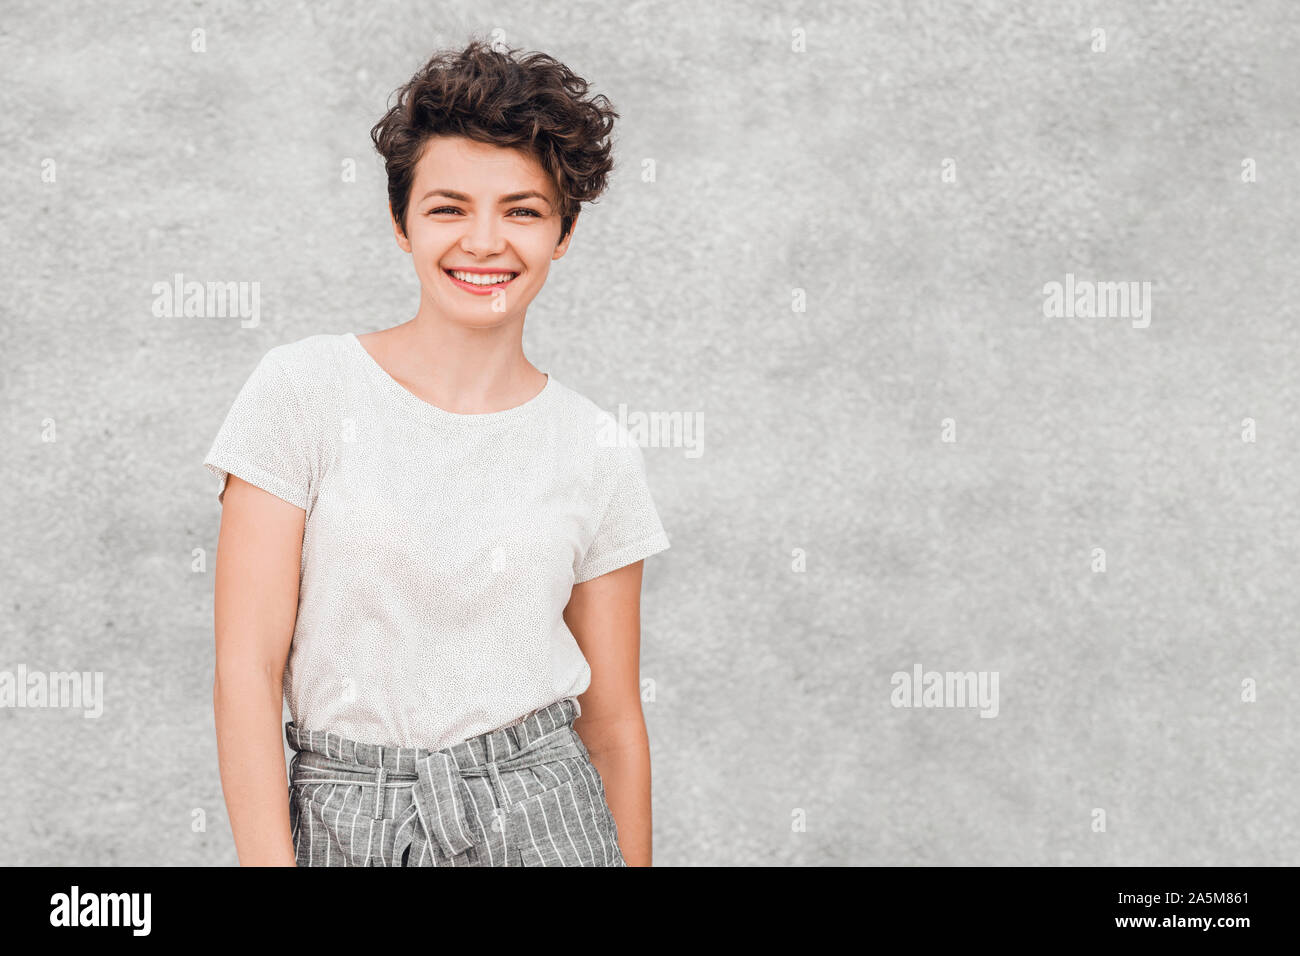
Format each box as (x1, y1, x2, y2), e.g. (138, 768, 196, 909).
(449, 270, 516, 285)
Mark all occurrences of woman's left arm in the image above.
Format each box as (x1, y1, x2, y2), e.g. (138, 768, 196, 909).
(564, 560, 653, 867)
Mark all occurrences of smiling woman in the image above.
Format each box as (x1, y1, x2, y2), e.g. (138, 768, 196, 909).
(372, 89, 612, 324)
(370, 43, 616, 248)
(205, 37, 669, 870)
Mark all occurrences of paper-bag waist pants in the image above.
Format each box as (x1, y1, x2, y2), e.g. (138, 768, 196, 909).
(286, 697, 626, 867)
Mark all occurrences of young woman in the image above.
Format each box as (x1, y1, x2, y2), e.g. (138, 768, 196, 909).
(204, 40, 669, 867)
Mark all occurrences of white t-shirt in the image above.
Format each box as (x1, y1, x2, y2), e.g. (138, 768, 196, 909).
(203, 332, 670, 750)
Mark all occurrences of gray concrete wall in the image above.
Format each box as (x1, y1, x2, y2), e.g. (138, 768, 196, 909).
(2, 0, 1297, 864)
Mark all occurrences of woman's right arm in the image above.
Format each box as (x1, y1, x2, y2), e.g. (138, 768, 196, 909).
(212, 474, 306, 866)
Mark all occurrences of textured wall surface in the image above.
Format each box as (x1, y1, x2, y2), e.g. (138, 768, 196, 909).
(2, 0, 1298, 866)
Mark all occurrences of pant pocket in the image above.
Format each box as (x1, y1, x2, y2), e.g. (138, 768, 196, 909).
(291, 781, 370, 867)
(512, 767, 622, 866)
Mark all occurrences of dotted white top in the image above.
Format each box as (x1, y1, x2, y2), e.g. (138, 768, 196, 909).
(203, 332, 670, 750)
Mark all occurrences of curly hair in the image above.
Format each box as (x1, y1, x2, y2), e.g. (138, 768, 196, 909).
(370, 39, 619, 245)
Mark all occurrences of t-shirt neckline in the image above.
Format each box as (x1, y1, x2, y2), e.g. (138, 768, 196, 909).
(344, 331, 554, 426)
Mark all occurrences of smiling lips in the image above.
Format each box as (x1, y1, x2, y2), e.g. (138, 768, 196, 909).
(444, 267, 520, 294)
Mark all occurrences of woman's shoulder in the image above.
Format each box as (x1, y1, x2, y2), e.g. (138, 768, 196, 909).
(258, 335, 348, 382)
(545, 377, 613, 431)
(261, 332, 349, 371)
(544, 378, 647, 465)
(256, 332, 351, 410)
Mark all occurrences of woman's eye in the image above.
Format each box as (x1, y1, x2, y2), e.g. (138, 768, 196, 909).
(425, 206, 540, 218)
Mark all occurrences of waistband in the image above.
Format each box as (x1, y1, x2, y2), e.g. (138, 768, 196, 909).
(284, 697, 585, 863)
(286, 697, 582, 772)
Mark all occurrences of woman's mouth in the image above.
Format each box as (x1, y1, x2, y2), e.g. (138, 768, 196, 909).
(444, 268, 520, 295)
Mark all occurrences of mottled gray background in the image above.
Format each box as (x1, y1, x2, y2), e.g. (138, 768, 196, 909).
(2, 0, 1297, 866)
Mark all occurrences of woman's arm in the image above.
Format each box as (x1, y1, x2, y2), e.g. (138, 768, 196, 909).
(212, 474, 305, 866)
(564, 561, 653, 867)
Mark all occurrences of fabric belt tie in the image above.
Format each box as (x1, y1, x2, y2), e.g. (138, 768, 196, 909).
(410, 750, 476, 860)
(392, 728, 584, 865)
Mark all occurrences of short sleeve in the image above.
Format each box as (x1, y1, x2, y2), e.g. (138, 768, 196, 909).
(203, 350, 314, 510)
(574, 438, 671, 583)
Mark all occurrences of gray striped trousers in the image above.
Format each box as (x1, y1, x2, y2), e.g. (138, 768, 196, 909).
(286, 697, 627, 866)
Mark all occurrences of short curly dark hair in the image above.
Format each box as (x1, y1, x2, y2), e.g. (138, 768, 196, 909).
(370, 39, 619, 245)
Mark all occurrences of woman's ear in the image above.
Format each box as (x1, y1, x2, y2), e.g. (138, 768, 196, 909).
(554, 212, 578, 260)
(390, 203, 412, 254)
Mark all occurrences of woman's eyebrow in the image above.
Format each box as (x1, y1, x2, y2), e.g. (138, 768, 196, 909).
(418, 188, 552, 208)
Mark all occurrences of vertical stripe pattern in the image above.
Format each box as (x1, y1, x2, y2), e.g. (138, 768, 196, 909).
(285, 697, 627, 867)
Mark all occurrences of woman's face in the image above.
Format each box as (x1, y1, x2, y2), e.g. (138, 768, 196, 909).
(393, 135, 574, 326)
